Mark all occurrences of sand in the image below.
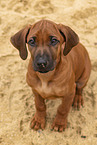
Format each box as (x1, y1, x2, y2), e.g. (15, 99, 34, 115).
(0, 0, 97, 145)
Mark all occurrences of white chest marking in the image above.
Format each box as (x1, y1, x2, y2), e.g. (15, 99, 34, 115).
(36, 81, 52, 96)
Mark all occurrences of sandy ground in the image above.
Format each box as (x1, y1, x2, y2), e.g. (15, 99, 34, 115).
(0, 0, 97, 145)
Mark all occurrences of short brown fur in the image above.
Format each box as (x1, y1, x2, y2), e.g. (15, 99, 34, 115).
(10, 20, 91, 132)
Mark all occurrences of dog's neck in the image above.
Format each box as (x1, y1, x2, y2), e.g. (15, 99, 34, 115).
(36, 68, 55, 83)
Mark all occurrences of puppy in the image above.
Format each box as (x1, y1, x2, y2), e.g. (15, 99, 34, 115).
(10, 20, 91, 132)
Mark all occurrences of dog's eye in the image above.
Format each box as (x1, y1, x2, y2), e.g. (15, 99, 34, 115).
(50, 36, 59, 46)
(28, 37, 36, 47)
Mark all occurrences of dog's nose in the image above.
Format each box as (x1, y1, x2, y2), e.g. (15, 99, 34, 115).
(37, 57, 47, 68)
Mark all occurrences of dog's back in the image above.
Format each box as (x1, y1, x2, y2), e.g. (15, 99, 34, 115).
(67, 42, 91, 88)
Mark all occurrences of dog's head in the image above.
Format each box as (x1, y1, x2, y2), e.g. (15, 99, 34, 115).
(10, 20, 79, 73)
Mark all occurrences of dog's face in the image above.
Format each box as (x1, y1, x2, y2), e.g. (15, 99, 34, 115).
(10, 20, 79, 73)
(27, 21, 64, 73)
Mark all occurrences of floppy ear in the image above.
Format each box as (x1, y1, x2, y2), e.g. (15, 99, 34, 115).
(58, 24, 79, 56)
(10, 25, 31, 60)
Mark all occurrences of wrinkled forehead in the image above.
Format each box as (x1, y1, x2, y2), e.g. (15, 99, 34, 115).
(28, 20, 60, 38)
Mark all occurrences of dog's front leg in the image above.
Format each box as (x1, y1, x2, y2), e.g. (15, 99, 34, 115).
(30, 90, 46, 130)
(51, 92, 75, 132)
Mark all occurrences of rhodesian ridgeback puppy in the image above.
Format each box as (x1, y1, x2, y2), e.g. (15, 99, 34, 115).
(10, 20, 91, 132)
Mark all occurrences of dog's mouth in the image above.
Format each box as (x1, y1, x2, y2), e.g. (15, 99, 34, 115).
(38, 70, 49, 73)
(33, 64, 55, 73)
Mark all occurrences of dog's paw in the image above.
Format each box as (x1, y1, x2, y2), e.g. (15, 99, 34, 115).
(72, 95, 84, 109)
(30, 113, 46, 130)
(51, 116, 67, 132)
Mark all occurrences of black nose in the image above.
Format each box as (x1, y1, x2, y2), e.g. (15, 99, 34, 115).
(37, 57, 47, 68)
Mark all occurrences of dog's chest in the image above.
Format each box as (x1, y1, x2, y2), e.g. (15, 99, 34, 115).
(37, 81, 51, 96)
(35, 80, 63, 99)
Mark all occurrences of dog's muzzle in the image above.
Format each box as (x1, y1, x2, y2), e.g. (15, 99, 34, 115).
(33, 54, 55, 73)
